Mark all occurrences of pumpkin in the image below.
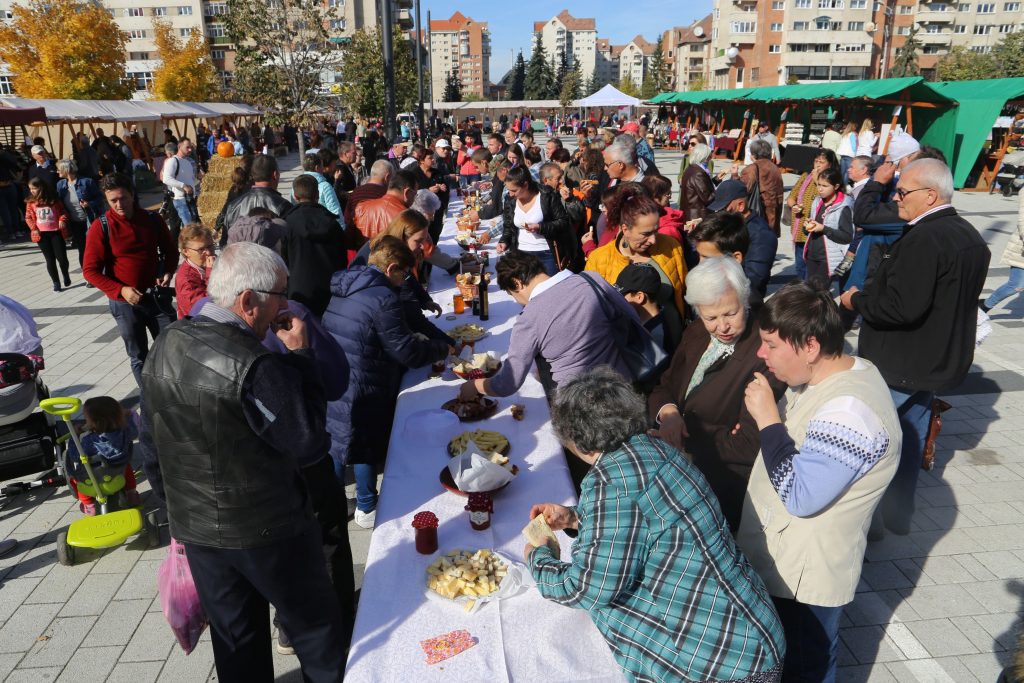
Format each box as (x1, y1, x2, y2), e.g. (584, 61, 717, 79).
(216, 141, 234, 158)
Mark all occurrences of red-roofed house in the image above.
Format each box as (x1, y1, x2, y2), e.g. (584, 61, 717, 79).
(429, 12, 491, 98)
(533, 10, 599, 84)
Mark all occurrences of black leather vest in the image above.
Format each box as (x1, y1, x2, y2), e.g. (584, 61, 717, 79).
(142, 319, 314, 548)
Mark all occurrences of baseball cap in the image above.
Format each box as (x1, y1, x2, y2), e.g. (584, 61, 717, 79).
(708, 179, 749, 212)
(434, 139, 451, 149)
(615, 263, 661, 297)
(622, 121, 640, 134)
(757, 120, 770, 129)
(391, 135, 407, 146)
(887, 129, 921, 164)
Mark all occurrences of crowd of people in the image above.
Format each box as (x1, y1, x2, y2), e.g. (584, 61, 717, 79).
(3, 105, 1012, 683)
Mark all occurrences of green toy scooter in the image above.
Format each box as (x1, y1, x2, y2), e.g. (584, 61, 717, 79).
(40, 397, 160, 566)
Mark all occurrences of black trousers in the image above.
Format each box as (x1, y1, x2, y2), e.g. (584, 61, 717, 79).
(37, 232, 70, 284)
(67, 219, 87, 268)
(185, 527, 346, 683)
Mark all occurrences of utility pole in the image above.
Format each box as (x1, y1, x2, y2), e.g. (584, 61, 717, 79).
(427, 10, 435, 121)
(381, 0, 397, 142)
(414, 0, 424, 141)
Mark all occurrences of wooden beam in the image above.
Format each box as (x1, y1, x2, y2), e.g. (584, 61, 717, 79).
(906, 106, 913, 136)
(58, 123, 64, 160)
(871, 98, 947, 110)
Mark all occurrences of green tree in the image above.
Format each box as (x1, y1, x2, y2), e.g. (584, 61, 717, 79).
(992, 31, 1024, 78)
(615, 77, 640, 98)
(935, 45, 998, 81)
(689, 74, 706, 92)
(0, 0, 131, 99)
(225, 0, 341, 157)
(647, 36, 670, 94)
(890, 26, 921, 77)
(443, 71, 462, 102)
(151, 20, 221, 101)
(525, 34, 554, 100)
(335, 27, 419, 122)
(509, 51, 526, 100)
(559, 62, 581, 110)
(786, 73, 800, 85)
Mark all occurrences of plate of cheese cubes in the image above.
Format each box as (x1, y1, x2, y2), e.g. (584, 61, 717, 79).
(425, 548, 529, 613)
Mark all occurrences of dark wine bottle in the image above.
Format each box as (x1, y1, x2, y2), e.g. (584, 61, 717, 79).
(478, 273, 489, 321)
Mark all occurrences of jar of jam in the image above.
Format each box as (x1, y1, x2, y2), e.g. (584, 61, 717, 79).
(465, 493, 493, 531)
(412, 511, 439, 554)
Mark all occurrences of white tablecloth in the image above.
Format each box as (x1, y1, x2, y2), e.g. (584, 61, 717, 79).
(344, 206, 624, 682)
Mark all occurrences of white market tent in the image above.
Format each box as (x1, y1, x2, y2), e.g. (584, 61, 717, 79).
(575, 84, 641, 108)
(0, 97, 261, 158)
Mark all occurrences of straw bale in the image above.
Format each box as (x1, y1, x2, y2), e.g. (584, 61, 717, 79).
(199, 155, 245, 236)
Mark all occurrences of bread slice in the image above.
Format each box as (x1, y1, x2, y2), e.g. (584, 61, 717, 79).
(522, 513, 560, 556)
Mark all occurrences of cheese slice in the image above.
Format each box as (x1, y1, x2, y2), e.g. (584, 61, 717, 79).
(522, 514, 561, 556)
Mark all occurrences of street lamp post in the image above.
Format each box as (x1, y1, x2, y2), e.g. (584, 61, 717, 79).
(414, 0, 425, 141)
(381, 0, 397, 142)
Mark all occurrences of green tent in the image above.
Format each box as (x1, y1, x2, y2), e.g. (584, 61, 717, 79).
(647, 93, 675, 104)
(923, 78, 1024, 188)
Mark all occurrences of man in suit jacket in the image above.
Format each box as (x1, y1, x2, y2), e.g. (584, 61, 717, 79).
(841, 158, 990, 538)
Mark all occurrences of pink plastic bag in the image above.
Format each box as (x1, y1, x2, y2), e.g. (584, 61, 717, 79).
(158, 538, 208, 654)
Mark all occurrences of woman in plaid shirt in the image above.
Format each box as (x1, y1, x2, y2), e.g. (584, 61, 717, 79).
(526, 367, 785, 683)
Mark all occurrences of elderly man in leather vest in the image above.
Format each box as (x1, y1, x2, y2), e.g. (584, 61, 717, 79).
(140, 242, 345, 682)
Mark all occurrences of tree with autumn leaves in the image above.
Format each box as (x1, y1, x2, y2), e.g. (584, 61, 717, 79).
(0, 0, 132, 99)
(151, 21, 221, 102)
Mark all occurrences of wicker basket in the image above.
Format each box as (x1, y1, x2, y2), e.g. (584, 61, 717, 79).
(456, 280, 477, 302)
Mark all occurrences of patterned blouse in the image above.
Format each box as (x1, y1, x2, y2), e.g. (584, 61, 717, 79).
(786, 172, 819, 243)
(528, 434, 785, 683)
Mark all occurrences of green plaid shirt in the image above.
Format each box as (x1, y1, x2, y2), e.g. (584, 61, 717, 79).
(529, 434, 784, 683)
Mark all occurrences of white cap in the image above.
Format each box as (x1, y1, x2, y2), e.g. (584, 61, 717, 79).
(887, 128, 921, 164)
(434, 139, 451, 149)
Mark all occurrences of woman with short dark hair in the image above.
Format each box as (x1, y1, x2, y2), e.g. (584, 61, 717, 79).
(527, 366, 785, 683)
(736, 281, 901, 683)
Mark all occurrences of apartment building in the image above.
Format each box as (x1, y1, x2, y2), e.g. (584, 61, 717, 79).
(709, 0, 1024, 88)
(617, 36, 656, 88)
(429, 12, 491, 99)
(594, 38, 619, 85)
(533, 10, 599, 83)
(662, 16, 712, 91)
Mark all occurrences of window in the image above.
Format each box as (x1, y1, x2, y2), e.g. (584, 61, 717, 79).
(330, 18, 345, 29)
(819, 0, 844, 7)
(207, 24, 226, 37)
(769, 44, 781, 52)
(736, 67, 744, 82)
(751, 67, 760, 81)
(742, 3, 757, 11)
(129, 51, 150, 60)
(731, 21, 756, 33)
(922, 45, 946, 54)
(177, 6, 192, 14)
(925, 23, 943, 33)
(897, 26, 910, 34)
(794, 20, 810, 29)
(126, 7, 143, 16)
(771, 22, 783, 30)
(958, 2, 971, 8)
(126, 71, 154, 91)
(974, 24, 993, 33)
(851, 0, 866, 6)
(1001, 23, 1015, 32)
(211, 49, 225, 60)
(970, 44, 993, 52)
(205, 3, 227, 15)
(815, 18, 842, 30)
(328, 0, 344, 5)
(179, 28, 191, 36)
(129, 29, 147, 39)
(0, 10, 10, 19)
(795, 0, 811, 7)
(690, 44, 704, 51)
(899, 5, 913, 12)
(836, 42, 867, 51)
(831, 66, 868, 79)
(848, 21, 865, 30)
(152, 7, 167, 16)
(0, 75, 13, 95)
(1006, 1, 1021, 8)
(978, 2, 995, 11)
(772, 0, 785, 7)
(928, 2, 950, 10)
(954, 24, 966, 32)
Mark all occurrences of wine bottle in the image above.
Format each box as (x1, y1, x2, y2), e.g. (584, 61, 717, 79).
(478, 273, 489, 321)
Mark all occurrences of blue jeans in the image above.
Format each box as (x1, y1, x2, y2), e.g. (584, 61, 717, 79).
(525, 249, 558, 276)
(772, 597, 845, 683)
(794, 241, 807, 280)
(840, 156, 853, 186)
(875, 387, 934, 535)
(172, 197, 194, 225)
(331, 456, 379, 514)
(985, 266, 1024, 309)
(109, 291, 174, 387)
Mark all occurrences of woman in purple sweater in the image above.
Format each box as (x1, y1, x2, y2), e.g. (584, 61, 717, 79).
(458, 250, 636, 401)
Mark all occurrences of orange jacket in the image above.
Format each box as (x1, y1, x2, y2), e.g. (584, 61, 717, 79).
(352, 193, 406, 248)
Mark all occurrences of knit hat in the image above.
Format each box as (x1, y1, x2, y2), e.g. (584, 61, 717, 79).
(887, 128, 921, 164)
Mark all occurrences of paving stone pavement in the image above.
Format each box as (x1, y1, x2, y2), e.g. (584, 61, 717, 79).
(0, 144, 1022, 682)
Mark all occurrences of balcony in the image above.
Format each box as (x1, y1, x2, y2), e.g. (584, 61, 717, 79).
(209, 35, 232, 45)
(397, 9, 413, 29)
(916, 13, 954, 23)
(920, 31, 953, 42)
(394, 0, 412, 9)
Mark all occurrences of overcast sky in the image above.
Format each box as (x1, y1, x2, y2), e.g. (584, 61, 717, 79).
(421, 1, 714, 81)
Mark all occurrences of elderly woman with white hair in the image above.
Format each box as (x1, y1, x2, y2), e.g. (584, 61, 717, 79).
(648, 256, 786, 531)
(679, 142, 715, 222)
(56, 158, 104, 269)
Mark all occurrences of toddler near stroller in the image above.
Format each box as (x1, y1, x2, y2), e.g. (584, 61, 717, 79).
(66, 396, 141, 515)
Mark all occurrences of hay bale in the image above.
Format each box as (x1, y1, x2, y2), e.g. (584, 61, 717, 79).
(199, 155, 245, 238)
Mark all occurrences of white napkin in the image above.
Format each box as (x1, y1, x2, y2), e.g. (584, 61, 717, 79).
(448, 451, 514, 492)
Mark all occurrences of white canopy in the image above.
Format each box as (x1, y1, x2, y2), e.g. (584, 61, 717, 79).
(574, 84, 641, 108)
(0, 97, 260, 123)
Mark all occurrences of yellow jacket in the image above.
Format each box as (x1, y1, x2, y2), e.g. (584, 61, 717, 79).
(585, 233, 688, 315)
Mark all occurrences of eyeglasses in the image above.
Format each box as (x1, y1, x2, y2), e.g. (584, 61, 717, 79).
(254, 288, 288, 298)
(604, 160, 623, 169)
(185, 245, 214, 253)
(894, 187, 930, 199)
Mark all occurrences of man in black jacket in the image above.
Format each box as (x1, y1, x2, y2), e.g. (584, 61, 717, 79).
(140, 242, 345, 681)
(283, 175, 347, 316)
(221, 155, 292, 239)
(841, 159, 990, 537)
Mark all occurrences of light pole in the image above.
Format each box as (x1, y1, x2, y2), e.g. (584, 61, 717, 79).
(414, 0, 425, 141)
(427, 10, 435, 122)
(381, 0, 397, 142)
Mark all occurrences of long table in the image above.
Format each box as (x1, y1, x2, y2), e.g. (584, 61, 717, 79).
(344, 205, 624, 682)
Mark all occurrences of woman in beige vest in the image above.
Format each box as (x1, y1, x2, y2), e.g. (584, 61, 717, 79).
(735, 282, 901, 683)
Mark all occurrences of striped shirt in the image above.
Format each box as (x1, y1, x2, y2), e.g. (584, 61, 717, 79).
(529, 434, 785, 683)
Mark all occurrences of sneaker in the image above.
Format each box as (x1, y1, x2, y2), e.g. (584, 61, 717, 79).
(63, 275, 71, 287)
(354, 509, 376, 529)
(124, 489, 142, 507)
(85, 283, 94, 289)
(276, 627, 295, 655)
(79, 502, 97, 516)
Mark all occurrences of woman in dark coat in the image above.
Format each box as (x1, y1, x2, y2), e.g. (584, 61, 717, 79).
(679, 142, 715, 222)
(647, 257, 786, 531)
(322, 236, 450, 527)
(498, 166, 582, 274)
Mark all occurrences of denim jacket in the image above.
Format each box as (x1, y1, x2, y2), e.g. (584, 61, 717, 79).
(56, 176, 105, 223)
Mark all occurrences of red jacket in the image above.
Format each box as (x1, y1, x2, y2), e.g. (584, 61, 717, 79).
(83, 207, 177, 301)
(658, 206, 687, 244)
(174, 260, 210, 319)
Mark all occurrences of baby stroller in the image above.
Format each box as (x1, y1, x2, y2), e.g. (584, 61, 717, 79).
(0, 353, 58, 487)
(40, 397, 160, 565)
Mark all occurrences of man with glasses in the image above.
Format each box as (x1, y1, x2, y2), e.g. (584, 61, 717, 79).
(602, 135, 644, 187)
(141, 241, 347, 680)
(841, 158, 990, 539)
(83, 172, 178, 386)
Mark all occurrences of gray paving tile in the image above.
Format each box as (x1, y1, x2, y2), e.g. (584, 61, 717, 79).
(155, 640, 215, 682)
(54, 645, 122, 683)
(956, 653, 1008, 683)
(0, 576, 42, 624)
(19, 615, 96, 669)
(860, 561, 915, 592)
(899, 584, 990, 620)
(915, 555, 976, 584)
(119, 612, 173, 663)
(970, 612, 1022, 651)
(106, 661, 164, 683)
(840, 625, 910, 664)
(904, 618, 981, 657)
(81, 598, 150, 648)
(23, 562, 92, 605)
(4, 667, 63, 681)
(0, 602, 61, 653)
(0, 653, 23, 681)
(57, 573, 126, 617)
(886, 658, 974, 683)
(115, 560, 162, 603)
(971, 550, 1024, 579)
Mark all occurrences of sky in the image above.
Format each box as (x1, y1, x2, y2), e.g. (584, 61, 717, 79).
(423, 1, 715, 83)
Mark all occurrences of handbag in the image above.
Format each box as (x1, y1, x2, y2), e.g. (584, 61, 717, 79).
(579, 272, 670, 384)
(746, 168, 765, 218)
(781, 203, 792, 227)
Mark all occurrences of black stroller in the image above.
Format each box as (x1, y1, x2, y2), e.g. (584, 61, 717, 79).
(0, 353, 63, 502)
